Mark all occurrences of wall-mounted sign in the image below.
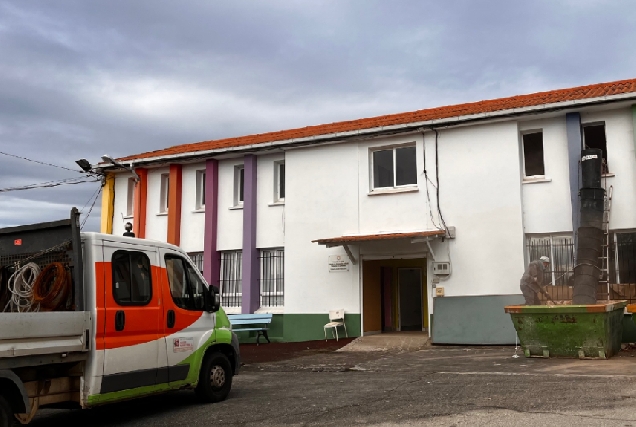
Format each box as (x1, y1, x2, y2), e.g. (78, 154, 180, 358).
(328, 255, 350, 272)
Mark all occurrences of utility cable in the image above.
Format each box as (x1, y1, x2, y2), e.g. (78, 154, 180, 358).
(0, 176, 100, 193)
(81, 183, 103, 230)
(0, 151, 86, 174)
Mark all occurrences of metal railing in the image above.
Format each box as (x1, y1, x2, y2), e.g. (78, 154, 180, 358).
(187, 252, 204, 273)
(259, 249, 284, 307)
(219, 251, 242, 308)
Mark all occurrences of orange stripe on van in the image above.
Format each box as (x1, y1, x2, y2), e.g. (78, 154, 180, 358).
(95, 262, 202, 350)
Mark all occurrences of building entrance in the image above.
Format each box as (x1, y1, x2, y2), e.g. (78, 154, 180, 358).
(362, 258, 427, 334)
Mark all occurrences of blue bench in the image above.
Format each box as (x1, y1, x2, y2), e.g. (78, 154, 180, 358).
(227, 313, 273, 345)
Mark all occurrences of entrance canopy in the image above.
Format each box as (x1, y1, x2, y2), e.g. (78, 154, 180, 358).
(312, 230, 446, 264)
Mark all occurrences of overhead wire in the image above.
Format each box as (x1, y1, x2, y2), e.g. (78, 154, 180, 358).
(0, 176, 101, 193)
(0, 151, 87, 174)
(80, 181, 104, 230)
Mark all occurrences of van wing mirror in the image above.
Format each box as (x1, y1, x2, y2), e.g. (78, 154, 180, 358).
(205, 286, 221, 313)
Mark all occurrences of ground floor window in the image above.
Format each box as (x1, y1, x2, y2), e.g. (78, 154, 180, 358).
(609, 232, 636, 285)
(526, 234, 574, 288)
(259, 248, 284, 307)
(220, 250, 242, 308)
(187, 252, 204, 273)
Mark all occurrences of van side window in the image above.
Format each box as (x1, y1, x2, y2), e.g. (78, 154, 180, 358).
(165, 255, 206, 311)
(112, 251, 152, 305)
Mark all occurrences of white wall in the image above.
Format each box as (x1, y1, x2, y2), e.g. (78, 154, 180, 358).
(112, 172, 135, 237)
(284, 143, 361, 315)
(519, 116, 573, 234)
(216, 158, 243, 251)
(256, 154, 285, 249)
(179, 163, 206, 253)
(144, 167, 168, 242)
(425, 121, 526, 298)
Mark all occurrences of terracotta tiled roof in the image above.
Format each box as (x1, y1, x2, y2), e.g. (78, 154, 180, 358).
(120, 77, 636, 162)
(313, 230, 446, 245)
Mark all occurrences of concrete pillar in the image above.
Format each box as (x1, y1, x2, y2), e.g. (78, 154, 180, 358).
(100, 173, 115, 234)
(132, 168, 148, 239)
(203, 159, 220, 288)
(167, 164, 183, 246)
(566, 112, 582, 259)
(242, 154, 259, 314)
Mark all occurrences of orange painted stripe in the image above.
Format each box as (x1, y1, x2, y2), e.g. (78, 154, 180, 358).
(133, 168, 148, 239)
(95, 262, 202, 350)
(167, 164, 182, 246)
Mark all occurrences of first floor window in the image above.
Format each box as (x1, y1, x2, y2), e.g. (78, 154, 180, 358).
(126, 178, 135, 217)
(372, 145, 417, 189)
(259, 248, 284, 307)
(159, 173, 169, 213)
(275, 161, 285, 202)
(522, 131, 545, 177)
(196, 170, 206, 210)
(234, 166, 245, 206)
(220, 251, 242, 307)
(583, 123, 609, 174)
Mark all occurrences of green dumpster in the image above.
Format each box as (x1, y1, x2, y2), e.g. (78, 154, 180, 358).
(504, 301, 626, 359)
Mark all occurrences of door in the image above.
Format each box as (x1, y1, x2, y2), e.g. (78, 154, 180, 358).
(398, 268, 423, 331)
(160, 249, 216, 385)
(100, 243, 166, 394)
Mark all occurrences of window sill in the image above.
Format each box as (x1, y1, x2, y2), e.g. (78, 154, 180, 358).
(256, 307, 284, 315)
(522, 176, 552, 184)
(192, 208, 205, 213)
(602, 173, 616, 178)
(368, 186, 419, 196)
(268, 201, 285, 207)
(229, 205, 243, 211)
(123, 215, 134, 220)
(156, 212, 168, 216)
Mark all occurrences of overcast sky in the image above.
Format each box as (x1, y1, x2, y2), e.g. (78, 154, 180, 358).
(1, 0, 635, 231)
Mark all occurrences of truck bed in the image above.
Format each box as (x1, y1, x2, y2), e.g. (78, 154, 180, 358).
(0, 311, 91, 359)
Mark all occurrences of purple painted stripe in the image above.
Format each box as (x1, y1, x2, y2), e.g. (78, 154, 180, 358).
(203, 159, 220, 287)
(242, 155, 259, 314)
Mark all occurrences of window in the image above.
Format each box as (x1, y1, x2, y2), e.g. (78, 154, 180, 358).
(196, 170, 206, 210)
(583, 123, 609, 174)
(220, 251, 242, 307)
(522, 131, 545, 177)
(259, 248, 284, 307)
(609, 232, 636, 286)
(372, 145, 417, 189)
(160, 173, 169, 213)
(234, 166, 244, 206)
(112, 250, 152, 305)
(187, 252, 204, 273)
(126, 178, 135, 217)
(165, 254, 206, 311)
(526, 234, 575, 300)
(275, 161, 285, 202)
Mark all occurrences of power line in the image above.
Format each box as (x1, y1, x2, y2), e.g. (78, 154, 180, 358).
(81, 185, 103, 230)
(0, 151, 86, 174)
(0, 176, 100, 193)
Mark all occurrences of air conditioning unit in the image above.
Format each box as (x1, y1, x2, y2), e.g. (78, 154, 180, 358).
(433, 262, 451, 275)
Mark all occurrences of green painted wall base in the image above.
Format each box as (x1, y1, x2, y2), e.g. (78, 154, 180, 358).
(234, 313, 361, 344)
(505, 301, 627, 359)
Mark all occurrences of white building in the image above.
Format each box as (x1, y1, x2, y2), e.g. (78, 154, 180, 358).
(100, 78, 636, 344)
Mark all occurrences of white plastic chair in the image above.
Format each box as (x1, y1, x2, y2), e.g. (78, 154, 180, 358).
(324, 309, 348, 341)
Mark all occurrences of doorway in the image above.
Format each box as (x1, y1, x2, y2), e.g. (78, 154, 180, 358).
(398, 268, 423, 331)
(362, 258, 427, 334)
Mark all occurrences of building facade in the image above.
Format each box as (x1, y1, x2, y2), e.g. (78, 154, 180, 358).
(101, 78, 636, 344)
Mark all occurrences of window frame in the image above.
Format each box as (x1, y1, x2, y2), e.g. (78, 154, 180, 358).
(582, 121, 610, 174)
(234, 165, 245, 207)
(259, 248, 284, 308)
(159, 173, 170, 214)
(111, 250, 153, 306)
(164, 253, 206, 311)
(125, 177, 136, 217)
(219, 250, 242, 308)
(195, 170, 206, 210)
(521, 130, 546, 179)
(274, 161, 285, 202)
(370, 143, 418, 191)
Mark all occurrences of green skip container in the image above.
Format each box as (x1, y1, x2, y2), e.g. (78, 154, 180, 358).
(504, 301, 627, 359)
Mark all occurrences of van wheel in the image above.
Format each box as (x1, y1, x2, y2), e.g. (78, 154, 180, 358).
(195, 352, 233, 403)
(0, 396, 16, 427)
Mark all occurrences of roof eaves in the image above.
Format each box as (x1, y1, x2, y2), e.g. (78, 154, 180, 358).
(118, 90, 636, 166)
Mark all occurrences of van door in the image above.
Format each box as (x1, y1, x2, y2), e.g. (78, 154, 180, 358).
(100, 242, 167, 394)
(159, 249, 216, 386)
